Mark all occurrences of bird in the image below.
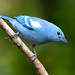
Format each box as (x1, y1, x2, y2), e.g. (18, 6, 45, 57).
(0, 15, 67, 61)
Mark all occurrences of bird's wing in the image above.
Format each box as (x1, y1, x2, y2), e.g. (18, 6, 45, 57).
(14, 16, 43, 30)
(14, 16, 33, 30)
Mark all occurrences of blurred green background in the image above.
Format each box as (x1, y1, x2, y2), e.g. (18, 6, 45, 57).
(0, 0, 74, 75)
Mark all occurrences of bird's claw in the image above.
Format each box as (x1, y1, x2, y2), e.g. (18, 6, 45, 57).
(32, 53, 37, 62)
(11, 32, 19, 38)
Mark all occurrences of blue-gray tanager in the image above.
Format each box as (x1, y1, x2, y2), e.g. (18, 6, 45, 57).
(0, 15, 67, 61)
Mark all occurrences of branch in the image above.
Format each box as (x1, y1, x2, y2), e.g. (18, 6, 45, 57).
(0, 18, 49, 75)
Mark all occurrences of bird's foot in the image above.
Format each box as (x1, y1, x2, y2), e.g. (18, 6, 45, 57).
(32, 53, 37, 62)
(11, 32, 19, 38)
(31, 45, 37, 61)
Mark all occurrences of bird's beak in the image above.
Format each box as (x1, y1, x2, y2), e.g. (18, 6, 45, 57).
(60, 37, 68, 43)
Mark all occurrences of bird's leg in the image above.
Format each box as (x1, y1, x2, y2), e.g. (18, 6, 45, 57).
(11, 32, 20, 38)
(32, 45, 37, 61)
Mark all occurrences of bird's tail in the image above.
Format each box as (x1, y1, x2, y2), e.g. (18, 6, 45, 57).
(0, 15, 13, 21)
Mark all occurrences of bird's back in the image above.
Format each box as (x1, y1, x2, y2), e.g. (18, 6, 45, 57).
(9, 16, 52, 45)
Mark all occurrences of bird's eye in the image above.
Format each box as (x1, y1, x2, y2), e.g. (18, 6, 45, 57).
(57, 32, 60, 35)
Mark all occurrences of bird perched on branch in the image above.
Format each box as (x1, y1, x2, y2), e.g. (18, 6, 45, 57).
(0, 15, 67, 61)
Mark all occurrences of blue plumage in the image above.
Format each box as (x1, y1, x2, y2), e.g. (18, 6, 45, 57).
(14, 16, 33, 29)
(0, 15, 67, 61)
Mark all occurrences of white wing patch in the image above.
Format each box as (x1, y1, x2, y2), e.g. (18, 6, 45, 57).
(30, 19, 41, 28)
(25, 16, 30, 27)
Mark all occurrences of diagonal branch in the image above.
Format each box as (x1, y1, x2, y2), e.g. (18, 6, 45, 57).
(0, 17, 49, 75)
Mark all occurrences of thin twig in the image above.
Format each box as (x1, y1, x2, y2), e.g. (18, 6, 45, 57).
(0, 18, 49, 75)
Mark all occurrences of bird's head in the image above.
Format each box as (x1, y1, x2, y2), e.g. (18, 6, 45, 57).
(48, 24, 67, 43)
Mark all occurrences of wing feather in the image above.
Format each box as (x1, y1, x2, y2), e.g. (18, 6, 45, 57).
(14, 16, 33, 30)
